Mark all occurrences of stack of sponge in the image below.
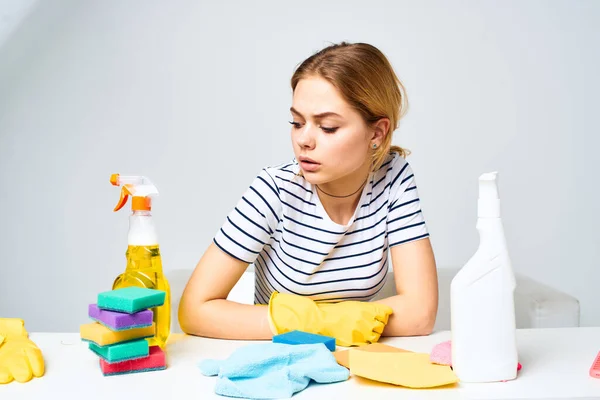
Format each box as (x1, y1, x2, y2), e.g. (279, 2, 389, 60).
(80, 286, 167, 376)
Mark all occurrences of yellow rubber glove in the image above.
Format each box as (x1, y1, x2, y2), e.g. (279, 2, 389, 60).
(268, 292, 393, 347)
(0, 319, 44, 384)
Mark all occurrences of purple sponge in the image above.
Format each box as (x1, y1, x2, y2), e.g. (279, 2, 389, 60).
(88, 304, 153, 331)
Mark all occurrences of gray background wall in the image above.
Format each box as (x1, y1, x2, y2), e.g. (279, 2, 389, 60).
(0, 0, 598, 331)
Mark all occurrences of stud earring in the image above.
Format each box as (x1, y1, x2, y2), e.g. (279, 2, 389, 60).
(372, 143, 377, 149)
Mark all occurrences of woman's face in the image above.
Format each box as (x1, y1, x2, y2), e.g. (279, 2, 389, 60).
(290, 76, 374, 186)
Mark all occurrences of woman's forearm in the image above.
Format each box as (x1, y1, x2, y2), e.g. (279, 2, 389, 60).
(179, 299, 273, 340)
(375, 294, 437, 337)
(178, 292, 434, 340)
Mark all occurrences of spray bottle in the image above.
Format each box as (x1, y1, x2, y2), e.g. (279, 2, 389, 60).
(450, 171, 518, 382)
(110, 174, 171, 349)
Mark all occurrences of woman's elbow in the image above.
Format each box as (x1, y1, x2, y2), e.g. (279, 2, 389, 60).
(178, 296, 204, 335)
(177, 303, 193, 335)
(414, 316, 435, 336)
(414, 309, 437, 336)
(400, 304, 436, 336)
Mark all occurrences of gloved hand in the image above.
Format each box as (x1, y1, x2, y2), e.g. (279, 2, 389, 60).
(0, 318, 44, 384)
(268, 292, 393, 347)
(199, 342, 349, 399)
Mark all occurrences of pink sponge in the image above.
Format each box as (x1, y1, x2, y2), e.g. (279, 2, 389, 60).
(430, 340, 452, 365)
(430, 340, 522, 371)
(99, 345, 166, 376)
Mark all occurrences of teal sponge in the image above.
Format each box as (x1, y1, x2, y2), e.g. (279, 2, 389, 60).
(273, 330, 336, 351)
(88, 339, 149, 363)
(97, 287, 165, 314)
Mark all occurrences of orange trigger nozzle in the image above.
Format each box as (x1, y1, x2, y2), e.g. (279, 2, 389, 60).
(113, 186, 131, 212)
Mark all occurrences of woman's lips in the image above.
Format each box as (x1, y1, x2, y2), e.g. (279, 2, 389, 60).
(300, 160, 320, 172)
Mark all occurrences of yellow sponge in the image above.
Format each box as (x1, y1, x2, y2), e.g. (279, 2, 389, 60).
(80, 322, 155, 347)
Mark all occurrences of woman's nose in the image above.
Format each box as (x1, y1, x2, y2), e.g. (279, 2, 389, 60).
(296, 125, 316, 149)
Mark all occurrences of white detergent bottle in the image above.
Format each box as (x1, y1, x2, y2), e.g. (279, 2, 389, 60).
(450, 171, 518, 382)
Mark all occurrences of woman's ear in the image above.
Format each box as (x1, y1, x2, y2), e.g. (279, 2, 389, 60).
(371, 118, 391, 147)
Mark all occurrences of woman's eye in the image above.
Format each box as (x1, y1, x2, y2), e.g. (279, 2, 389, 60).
(288, 121, 338, 133)
(320, 126, 338, 133)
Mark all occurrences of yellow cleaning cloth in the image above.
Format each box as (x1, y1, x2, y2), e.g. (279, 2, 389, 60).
(334, 343, 411, 369)
(349, 350, 458, 388)
(80, 322, 155, 346)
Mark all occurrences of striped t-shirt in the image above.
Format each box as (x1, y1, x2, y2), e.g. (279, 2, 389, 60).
(213, 151, 429, 304)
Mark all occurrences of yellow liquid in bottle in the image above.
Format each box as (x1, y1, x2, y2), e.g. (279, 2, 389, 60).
(112, 244, 171, 349)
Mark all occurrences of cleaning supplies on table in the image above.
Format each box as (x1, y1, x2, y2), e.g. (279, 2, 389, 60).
(98, 286, 166, 314)
(590, 351, 600, 378)
(334, 342, 410, 369)
(334, 342, 458, 389)
(273, 330, 336, 351)
(80, 321, 155, 347)
(430, 340, 522, 371)
(349, 350, 458, 388)
(89, 340, 149, 363)
(88, 303, 153, 331)
(80, 287, 167, 376)
(110, 174, 171, 349)
(430, 340, 453, 366)
(0, 318, 44, 384)
(450, 171, 518, 382)
(198, 342, 349, 399)
(100, 345, 166, 376)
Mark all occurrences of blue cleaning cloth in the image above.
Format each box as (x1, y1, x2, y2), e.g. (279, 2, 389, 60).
(198, 342, 349, 399)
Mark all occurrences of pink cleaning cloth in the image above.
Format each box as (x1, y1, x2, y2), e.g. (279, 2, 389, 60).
(430, 340, 522, 371)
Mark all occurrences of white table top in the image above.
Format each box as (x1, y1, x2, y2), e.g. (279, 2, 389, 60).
(1, 327, 599, 400)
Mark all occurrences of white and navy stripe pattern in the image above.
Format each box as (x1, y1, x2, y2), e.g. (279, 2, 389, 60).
(213, 152, 429, 304)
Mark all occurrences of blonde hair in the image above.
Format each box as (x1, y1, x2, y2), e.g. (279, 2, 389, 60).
(291, 42, 410, 172)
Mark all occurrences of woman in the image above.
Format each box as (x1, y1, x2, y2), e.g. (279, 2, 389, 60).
(179, 42, 438, 343)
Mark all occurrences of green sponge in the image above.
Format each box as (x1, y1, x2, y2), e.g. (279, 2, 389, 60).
(97, 287, 165, 314)
(88, 339, 149, 363)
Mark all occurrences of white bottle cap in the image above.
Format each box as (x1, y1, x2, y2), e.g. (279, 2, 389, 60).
(478, 172, 501, 218)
